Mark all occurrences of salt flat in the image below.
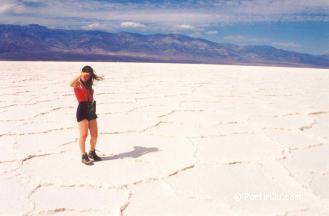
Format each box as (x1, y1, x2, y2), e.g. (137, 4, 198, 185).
(0, 61, 328, 216)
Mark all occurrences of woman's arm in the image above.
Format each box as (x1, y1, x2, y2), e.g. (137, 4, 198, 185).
(69, 74, 81, 88)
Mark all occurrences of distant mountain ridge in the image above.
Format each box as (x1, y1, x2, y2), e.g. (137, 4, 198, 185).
(0, 24, 328, 68)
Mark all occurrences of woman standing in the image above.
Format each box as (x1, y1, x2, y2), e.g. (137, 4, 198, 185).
(69, 65, 104, 165)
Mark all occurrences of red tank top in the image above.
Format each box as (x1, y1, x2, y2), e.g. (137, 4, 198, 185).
(74, 79, 94, 102)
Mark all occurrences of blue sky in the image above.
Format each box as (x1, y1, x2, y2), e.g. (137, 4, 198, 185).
(1, 0, 328, 54)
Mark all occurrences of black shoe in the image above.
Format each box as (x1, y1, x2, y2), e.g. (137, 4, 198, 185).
(88, 149, 102, 161)
(82, 153, 94, 165)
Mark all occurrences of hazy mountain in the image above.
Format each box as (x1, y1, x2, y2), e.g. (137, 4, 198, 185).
(0, 24, 328, 68)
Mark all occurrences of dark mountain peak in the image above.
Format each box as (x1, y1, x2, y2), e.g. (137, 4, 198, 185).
(243, 45, 278, 50)
(118, 31, 144, 37)
(149, 33, 197, 42)
(0, 23, 47, 31)
(27, 24, 46, 29)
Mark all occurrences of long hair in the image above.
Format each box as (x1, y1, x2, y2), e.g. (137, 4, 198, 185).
(81, 65, 104, 89)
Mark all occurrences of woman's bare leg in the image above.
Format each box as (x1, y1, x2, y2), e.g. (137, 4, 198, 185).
(88, 119, 98, 151)
(78, 119, 89, 154)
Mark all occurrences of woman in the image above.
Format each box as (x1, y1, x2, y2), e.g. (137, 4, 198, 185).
(69, 65, 104, 165)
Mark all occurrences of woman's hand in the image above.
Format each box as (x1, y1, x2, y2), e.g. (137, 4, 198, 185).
(80, 72, 91, 81)
(69, 73, 83, 88)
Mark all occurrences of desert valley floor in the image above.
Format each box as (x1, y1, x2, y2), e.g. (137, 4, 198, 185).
(0, 61, 328, 215)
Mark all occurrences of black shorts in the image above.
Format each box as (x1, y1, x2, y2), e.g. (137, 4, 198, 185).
(76, 101, 98, 122)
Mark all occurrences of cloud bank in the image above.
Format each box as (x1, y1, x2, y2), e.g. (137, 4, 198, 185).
(0, 0, 328, 32)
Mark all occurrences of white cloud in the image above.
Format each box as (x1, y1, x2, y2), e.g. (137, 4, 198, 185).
(206, 30, 218, 35)
(174, 24, 207, 38)
(271, 41, 300, 49)
(0, 0, 328, 32)
(176, 24, 195, 30)
(120, 21, 146, 28)
(81, 22, 110, 31)
(0, 2, 26, 14)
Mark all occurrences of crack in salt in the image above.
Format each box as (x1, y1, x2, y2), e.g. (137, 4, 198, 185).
(289, 143, 325, 151)
(308, 111, 329, 115)
(120, 187, 133, 216)
(100, 130, 137, 135)
(3, 127, 75, 137)
(299, 119, 317, 131)
(277, 160, 326, 201)
(28, 208, 101, 215)
(168, 164, 195, 177)
(13, 150, 68, 173)
(126, 104, 153, 113)
(140, 121, 167, 132)
(157, 110, 176, 118)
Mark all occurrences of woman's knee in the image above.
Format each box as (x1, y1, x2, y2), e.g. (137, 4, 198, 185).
(80, 133, 88, 139)
(91, 133, 98, 139)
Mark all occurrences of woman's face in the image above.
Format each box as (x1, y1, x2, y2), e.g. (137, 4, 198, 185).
(81, 72, 91, 81)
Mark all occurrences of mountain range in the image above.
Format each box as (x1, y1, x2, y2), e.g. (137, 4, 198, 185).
(0, 24, 328, 68)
